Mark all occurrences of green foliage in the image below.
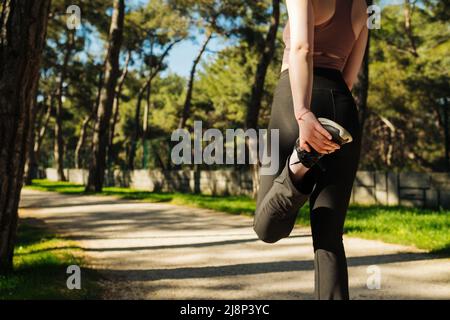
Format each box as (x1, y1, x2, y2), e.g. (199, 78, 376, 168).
(364, 4, 449, 171)
(193, 45, 256, 129)
(35, 1, 448, 172)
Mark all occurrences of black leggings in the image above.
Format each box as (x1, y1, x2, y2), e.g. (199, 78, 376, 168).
(256, 67, 362, 299)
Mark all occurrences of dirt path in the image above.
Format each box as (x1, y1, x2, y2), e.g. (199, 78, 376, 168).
(19, 189, 450, 299)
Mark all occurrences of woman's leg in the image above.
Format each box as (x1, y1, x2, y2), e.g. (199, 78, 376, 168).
(253, 67, 362, 298)
(255, 71, 298, 210)
(308, 89, 362, 300)
(253, 70, 317, 243)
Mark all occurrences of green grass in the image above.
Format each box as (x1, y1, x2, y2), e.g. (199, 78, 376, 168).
(27, 179, 256, 215)
(26, 179, 450, 255)
(296, 205, 450, 254)
(0, 218, 101, 299)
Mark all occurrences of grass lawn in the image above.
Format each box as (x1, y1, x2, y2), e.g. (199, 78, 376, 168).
(26, 179, 450, 255)
(0, 217, 101, 299)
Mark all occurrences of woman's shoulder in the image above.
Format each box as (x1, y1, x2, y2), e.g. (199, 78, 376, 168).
(351, 0, 369, 36)
(352, 0, 369, 19)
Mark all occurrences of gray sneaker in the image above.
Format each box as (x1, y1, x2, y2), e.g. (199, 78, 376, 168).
(291, 117, 353, 170)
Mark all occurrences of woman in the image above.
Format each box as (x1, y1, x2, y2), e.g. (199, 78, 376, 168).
(253, 0, 369, 300)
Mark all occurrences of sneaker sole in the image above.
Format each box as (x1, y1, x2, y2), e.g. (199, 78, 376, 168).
(317, 117, 353, 144)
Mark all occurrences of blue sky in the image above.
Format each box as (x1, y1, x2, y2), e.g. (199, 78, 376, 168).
(163, 30, 228, 78)
(80, 0, 403, 78)
(164, 0, 403, 78)
(84, 0, 403, 78)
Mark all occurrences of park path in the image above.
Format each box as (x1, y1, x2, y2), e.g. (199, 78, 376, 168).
(19, 189, 449, 300)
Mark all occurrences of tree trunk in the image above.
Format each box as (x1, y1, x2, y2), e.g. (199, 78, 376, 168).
(128, 82, 147, 171)
(245, 0, 280, 198)
(24, 96, 43, 185)
(354, 45, 369, 134)
(0, 0, 50, 274)
(443, 98, 449, 172)
(74, 71, 104, 169)
(178, 30, 213, 129)
(141, 79, 151, 168)
(108, 50, 130, 167)
(127, 39, 181, 170)
(34, 97, 53, 164)
(403, 0, 418, 57)
(152, 142, 166, 170)
(175, 30, 213, 193)
(86, 0, 125, 192)
(54, 30, 75, 181)
(74, 114, 92, 169)
(354, 0, 373, 137)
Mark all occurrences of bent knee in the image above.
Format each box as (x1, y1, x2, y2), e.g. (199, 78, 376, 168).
(253, 224, 281, 244)
(253, 227, 278, 244)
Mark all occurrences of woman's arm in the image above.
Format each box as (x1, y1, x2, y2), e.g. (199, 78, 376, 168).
(342, 2, 369, 90)
(342, 26, 368, 90)
(286, 0, 314, 120)
(286, 0, 338, 153)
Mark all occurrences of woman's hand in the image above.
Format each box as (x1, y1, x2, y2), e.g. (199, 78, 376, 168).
(297, 111, 341, 154)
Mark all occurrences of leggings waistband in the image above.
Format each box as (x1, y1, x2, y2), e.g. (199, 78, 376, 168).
(280, 67, 351, 95)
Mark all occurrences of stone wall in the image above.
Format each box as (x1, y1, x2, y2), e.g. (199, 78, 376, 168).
(44, 168, 450, 209)
(350, 171, 449, 208)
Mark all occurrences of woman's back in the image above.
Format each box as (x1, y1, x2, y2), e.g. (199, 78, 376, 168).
(282, 0, 366, 71)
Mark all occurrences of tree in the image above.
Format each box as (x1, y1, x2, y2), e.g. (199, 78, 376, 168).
(0, 0, 51, 273)
(24, 96, 52, 184)
(86, 0, 125, 192)
(170, 0, 245, 130)
(127, 39, 181, 170)
(108, 50, 131, 167)
(354, 0, 373, 138)
(125, 0, 188, 170)
(53, 29, 75, 181)
(33, 0, 110, 177)
(244, 0, 281, 197)
(71, 59, 105, 170)
(363, 3, 449, 171)
(178, 31, 213, 129)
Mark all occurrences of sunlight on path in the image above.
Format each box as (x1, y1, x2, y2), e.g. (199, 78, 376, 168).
(20, 189, 450, 299)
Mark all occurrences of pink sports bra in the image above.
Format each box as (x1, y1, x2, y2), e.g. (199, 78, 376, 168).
(282, 0, 356, 71)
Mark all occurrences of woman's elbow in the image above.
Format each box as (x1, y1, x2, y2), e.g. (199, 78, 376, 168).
(290, 42, 313, 59)
(345, 79, 353, 91)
